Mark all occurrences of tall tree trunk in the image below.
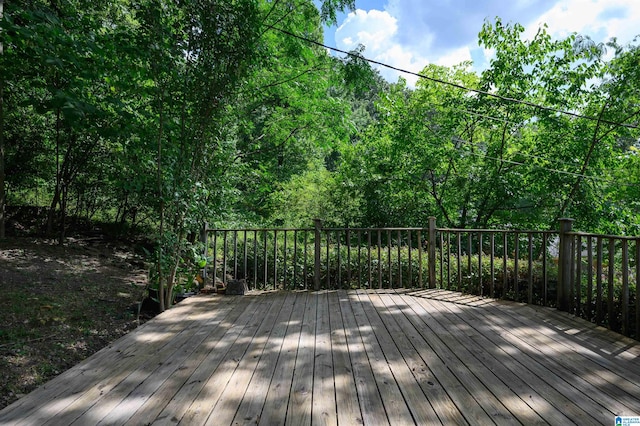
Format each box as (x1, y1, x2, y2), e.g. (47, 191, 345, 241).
(58, 181, 68, 245)
(47, 109, 62, 235)
(558, 102, 607, 217)
(0, 0, 5, 238)
(156, 87, 166, 312)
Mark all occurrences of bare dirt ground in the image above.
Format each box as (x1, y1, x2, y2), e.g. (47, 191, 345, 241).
(0, 236, 149, 410)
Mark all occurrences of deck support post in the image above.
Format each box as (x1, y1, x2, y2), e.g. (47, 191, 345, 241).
(558, 218, 574, 312)
(428, 216, 437, 289)
(314, 218, 322, 291)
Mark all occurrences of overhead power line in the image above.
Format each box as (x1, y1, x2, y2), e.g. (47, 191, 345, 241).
(271, 26, 640, 131)
(451, 137, 640, 187)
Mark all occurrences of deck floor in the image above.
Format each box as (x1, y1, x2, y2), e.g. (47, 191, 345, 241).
(1, 289, 639, 425)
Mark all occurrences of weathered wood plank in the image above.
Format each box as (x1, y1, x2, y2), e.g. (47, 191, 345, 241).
(2, 289, 639, 426)
(408, 289, 639, 421)
(329, 291, 362, 425)
(311, 291, 337, 426)
(396, 292, 519, 425)
(517, 300, 640, 362)
(257, 292, 308, 426)
(428, 292, 611, 425)
(373, 291, 468, 425)
(285, 290, 317, 426)
(357, 291, 441, 425)
(411, 292, 586, 425)
(382, 291, 495, 426)
(152, 295, 267, 425)
(201, 293, 289, 425)
(231, 292, 297, 425)
(338, 291, 389, 426)
(178, 294, 286, 425)
(457, 294, 640, 413)
(15, 297, 220, 426)
(474, 299, 640, 417)
(88, 297, 244, 425)
(350, 290, 414, 425)
(126, 298, 250, 424)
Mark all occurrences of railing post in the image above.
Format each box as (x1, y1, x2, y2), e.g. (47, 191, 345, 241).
(314, 219, 322, 291)
(428, 217, 436, 289)
(558, 218, 574, 312)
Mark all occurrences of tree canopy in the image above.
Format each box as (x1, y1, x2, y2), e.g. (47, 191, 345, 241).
(2, 2, 639, 307)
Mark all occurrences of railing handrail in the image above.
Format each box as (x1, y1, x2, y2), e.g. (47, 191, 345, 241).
(206, 227, 638, 239)
(206, 227, 314, 232)
(203, 218, 639, 339)
(437, 228, 557, 235)
(566, 231, 640, 240)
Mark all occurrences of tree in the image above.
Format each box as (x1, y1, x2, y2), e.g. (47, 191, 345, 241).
(1, 0, 142, 241)
(338, 19, 639, 232)
(1, 0, 359, 309)
(0, 0, 5, 238)
(135, 0, 358, 310)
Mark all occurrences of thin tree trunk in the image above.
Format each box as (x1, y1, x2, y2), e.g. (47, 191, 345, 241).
(165, 227, 185, 308)
(47, 109, 62, 235)
(0, 0, 5, 238)
(59, 182, 68, 245)
(156, 87, 166, 312)
(559, 102, 607, 217)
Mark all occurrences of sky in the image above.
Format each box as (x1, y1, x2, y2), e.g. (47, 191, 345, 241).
(323, 0, 640, 86)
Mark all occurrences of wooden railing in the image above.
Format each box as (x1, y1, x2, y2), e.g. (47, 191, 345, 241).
(434, 226, 557, 305)
(204, 218, 639, 339)
(564, 226, 639, 338)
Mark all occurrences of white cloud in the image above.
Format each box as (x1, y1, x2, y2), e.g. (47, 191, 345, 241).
(436, 47, 473, 68)
(335, 9, 430, 86)
(331, 1, 640, 86)
(526, 0, 640, 43)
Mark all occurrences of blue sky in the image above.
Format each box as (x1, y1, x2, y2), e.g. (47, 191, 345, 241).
(323, 0, 640, 86)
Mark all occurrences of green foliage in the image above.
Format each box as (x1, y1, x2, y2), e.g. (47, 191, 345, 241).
(436, 251, 558, 303)
(337, 18, 640, 233)
(211, 231, 432, 291)
(3, 0, 640, 313)
(318, 0, 355, 25)
(269, 164, 362, 227)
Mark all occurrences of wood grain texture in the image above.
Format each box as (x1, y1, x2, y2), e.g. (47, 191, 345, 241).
(1, 289, 639, 426)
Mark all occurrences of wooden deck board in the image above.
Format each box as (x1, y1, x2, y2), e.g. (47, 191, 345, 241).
(426, 294, 598, 424)
(391, 292, 522, 425)
(204, 292, 289, 425)
(351, 290, 415, 425)
(405, 292, 585, 425)
(257, 291, 307, 426)
(355, 291, 441, 425)
(1, 289, 639, 426)
(372, 292, 467, 425)
(328, 291, 361, 425)
(339, 290, 390, 426)
(406, 290, 639, 421)
(420, 290, 640, 416)
(232, 291, 297, 425)
(285, 289, 317, 426)
(178, 293, 279, 425)
(311, 290, 337, 426)
(153, 295, 264, 425)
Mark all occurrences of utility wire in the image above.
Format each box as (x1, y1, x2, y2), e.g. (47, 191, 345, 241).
(406, 102, 612, 171)
(420, 108, 576, 168)
(452, 137, 640, 187)
(271, 26, 640, 131)
(270, 26, 640, 187)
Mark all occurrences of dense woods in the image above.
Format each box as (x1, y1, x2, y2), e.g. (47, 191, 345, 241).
(2, 1, 639, 308)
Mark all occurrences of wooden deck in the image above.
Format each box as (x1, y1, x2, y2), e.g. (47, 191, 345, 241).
(1, 289, 639, 425)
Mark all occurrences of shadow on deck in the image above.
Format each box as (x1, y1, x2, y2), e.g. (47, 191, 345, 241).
(1, 289, 639, 425)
